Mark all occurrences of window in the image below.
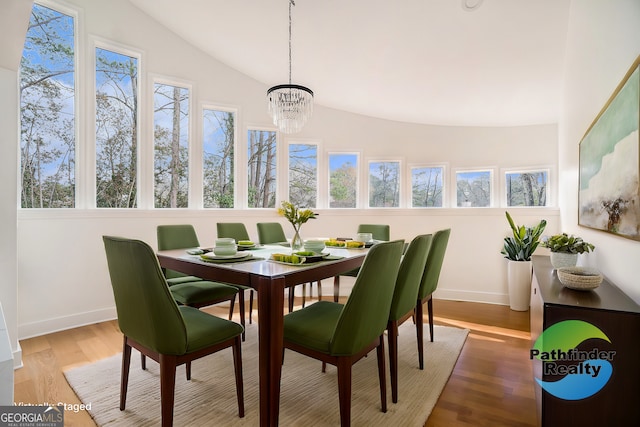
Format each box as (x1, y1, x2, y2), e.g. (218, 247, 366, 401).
(203, 108, 236, 208)
(411, 166, 444, 207)
(20, 3, 75, 208)
(369, 161, 400, 207)
(456, 170, 492, 207)
(505, 170, 548, 206)
(328, 153, 358, 208)
(95, 47, 139, 208)
(247, 129, 276, 208)
(288, 143, 317, 208)
(153, 83, 189, 208)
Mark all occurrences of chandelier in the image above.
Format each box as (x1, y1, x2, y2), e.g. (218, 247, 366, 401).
(267, 0, 313, 134)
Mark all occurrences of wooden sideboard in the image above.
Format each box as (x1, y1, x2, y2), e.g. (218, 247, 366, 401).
(530, 255, 640, 426)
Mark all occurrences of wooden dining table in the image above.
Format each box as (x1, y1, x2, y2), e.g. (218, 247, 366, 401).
(156, 244, 368, 426)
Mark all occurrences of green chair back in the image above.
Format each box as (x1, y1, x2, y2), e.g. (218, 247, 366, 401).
(103, 236, 188, 355)
(257, 222, 287, 244)
(418, 228, 451, 300)
(357, 224, 390, 241)
(217, 223, 250, 242)
(157, 224, 200, 280)
(330, 240, 404, 356)
(389, 234, 433, 322)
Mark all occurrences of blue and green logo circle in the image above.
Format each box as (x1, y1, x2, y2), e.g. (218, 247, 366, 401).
(530, 320, 616, 400)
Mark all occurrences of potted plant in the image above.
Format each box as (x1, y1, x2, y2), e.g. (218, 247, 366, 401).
(501, 211, 547, 311)
(277, 201, 318, 251)
(541, 233, 595, 269)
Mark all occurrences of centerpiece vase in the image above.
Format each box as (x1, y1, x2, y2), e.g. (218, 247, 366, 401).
(291, 229, 303, 252)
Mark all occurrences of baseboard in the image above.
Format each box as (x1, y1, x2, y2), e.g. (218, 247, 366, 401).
(434, 288, 509, 306)
(18, 307, 117, 340)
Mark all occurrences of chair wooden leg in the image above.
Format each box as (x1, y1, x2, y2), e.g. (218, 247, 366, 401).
(387, 321, 399, 403)
(229, 293, 236, 320)
(416, 300, 425, 370)
(333, 276, 340, 302)
(427, 296, 434, 342)
(120, 338, 132, 410)
(159, 354, 177, 427)
(248, 290, 254, 325)
(238, 291, 246, 342)
(186, 362, 191, 380)
(140, 353, 146, 370)
(376, 336, 387, 413)
(317, 280, 322, 301)
(336, 357, 353, 427)
(232, 335, 245, 418)
(228, 293, 237, 321)
(302, 284, 307, 308)
(288, 289, 294, 312)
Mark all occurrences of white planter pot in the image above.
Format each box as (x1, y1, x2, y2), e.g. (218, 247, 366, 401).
(507, 260, 533, 311)
(550, 252, 578, 269)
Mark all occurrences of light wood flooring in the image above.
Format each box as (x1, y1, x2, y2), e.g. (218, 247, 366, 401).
(13, 299, 537, 426)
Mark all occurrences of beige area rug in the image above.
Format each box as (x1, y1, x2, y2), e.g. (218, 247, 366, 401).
(64, 322, 468, 426)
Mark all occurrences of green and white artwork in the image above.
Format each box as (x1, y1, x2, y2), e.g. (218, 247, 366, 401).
(579, 57, 640, 240)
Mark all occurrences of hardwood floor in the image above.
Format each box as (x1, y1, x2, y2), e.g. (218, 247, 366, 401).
(13, 299, 537, 426)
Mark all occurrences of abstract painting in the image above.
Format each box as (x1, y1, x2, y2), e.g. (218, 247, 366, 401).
(579, 56, 640, 241)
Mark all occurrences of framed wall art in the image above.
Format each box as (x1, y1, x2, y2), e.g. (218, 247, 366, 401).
(579, 55, 640, 241)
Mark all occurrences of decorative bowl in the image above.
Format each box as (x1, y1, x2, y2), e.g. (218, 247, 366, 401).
(304, 240, 325, 253)
(215, 237, 236, 246)
(356, 232, 373, 243)
(213, 244, 237, 256)
(557, 267, 603, 291)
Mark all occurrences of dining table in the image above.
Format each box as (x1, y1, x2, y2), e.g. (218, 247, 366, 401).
(156, 244, 369, 426)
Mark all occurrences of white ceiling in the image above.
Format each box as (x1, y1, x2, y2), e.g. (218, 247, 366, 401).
(129, 0, 571, 127)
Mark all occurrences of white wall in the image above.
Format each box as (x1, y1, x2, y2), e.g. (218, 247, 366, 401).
(560, 0, 640, 302)
(4, 0, 563, 343)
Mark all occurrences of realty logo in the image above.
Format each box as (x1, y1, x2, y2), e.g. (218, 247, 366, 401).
(530, 320, 615, 400)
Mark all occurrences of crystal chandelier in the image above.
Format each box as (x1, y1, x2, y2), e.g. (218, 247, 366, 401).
(267, 0, 313, 134)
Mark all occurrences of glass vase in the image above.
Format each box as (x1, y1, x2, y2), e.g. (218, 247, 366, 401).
(291, 229, 303, 252)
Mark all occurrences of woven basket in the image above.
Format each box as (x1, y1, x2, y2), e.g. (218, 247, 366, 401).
(557, 267, 603, 290)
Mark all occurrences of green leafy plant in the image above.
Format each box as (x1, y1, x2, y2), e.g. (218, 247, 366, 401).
(501, 211, 547, 261)
(541, 233, 595, 254)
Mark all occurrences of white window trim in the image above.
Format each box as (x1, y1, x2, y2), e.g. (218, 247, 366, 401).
(452, 167, 496, 208)
(408, 163, 448, 208)
(500, 165, 555, 208)
(91, 36, 144, 208)
(199, 103, 239, 209)
(286, 138, 322, 209)
(327, 151, 361, 209)
(366, 158, 403, 208)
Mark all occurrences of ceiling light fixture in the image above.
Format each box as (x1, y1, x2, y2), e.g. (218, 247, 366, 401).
(462, 0, 484, 11)
(267, 0, 313, 134)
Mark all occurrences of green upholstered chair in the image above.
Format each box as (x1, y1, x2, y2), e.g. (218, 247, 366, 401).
(257, 222, 322, 311)
(215, 222, 256, 327)
(157, 225, 238, 318)
(283, 240, 405, 427)
(386, 234, 432, 403)
(102, 236, 244, 427)
(416, 228, 451, 369)
(333, 224, 391, 302)
(216, 222, 251, 242)
(256, 222, 288, 245)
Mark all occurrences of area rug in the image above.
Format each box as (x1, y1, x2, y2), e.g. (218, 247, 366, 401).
(64, 322, 468, 426)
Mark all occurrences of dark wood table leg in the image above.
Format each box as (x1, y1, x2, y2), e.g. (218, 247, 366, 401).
(256, 275, 285, 427)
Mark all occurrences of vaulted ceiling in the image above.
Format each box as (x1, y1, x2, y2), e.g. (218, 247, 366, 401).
(130, 0, 571, 127)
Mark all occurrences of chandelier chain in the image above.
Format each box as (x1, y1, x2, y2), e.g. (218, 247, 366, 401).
(288, 0, 294, 84)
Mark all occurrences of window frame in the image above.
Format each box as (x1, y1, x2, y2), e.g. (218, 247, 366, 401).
(500, 166, 554, 208)
(367, 158, 402, 208)
(453, 167, 496, 208)
(327, 151, 360, 209)
(409, 163, 448, 208)
(91, 37, 143, 209)
(287, 138, 321, 209)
